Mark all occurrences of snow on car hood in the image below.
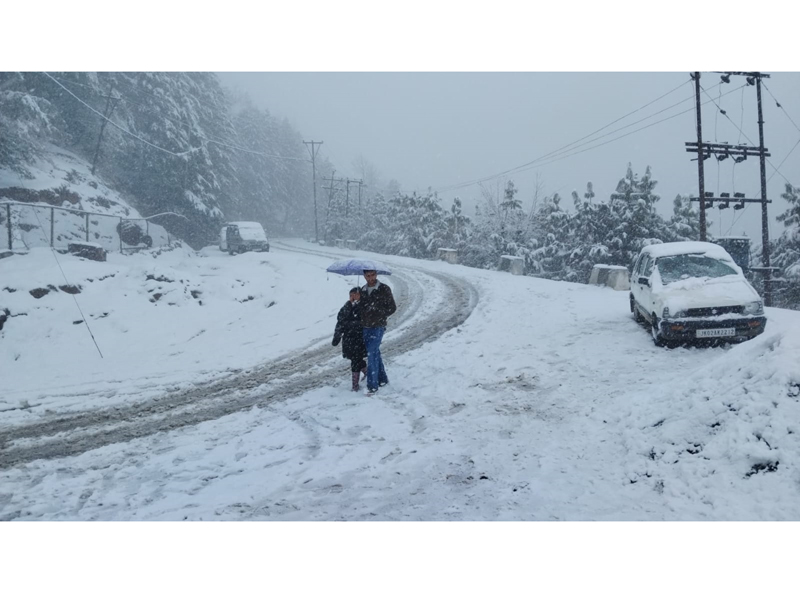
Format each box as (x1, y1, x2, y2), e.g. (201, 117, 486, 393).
(653, 274, 760, 311)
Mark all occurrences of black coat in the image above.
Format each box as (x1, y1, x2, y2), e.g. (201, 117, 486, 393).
(359, 282, 396, 328)
(332, 301, 367, 360)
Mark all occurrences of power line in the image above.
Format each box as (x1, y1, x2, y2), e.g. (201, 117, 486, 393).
(443, 88, 741, 192)
(700, 82, 796, 191)
(762, 81, 800, 134)
(94, 72, 228, 121)
(46, 74, 307, 163)
(43, 72, 193, 158)
(8, 168, 104, 358)
(435, 78, 726, 193)
(712, 78, 800, 234)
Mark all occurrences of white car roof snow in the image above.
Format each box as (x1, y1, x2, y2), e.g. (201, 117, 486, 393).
(641, 241, 734, 261)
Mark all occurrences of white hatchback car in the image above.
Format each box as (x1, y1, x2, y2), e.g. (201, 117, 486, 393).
(630, 241, 766, 346)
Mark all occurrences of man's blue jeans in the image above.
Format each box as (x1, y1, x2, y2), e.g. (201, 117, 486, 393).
(363, 326, 388, 390)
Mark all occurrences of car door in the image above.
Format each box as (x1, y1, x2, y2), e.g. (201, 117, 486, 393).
(631, 254, 647, 313)
(638, 256, 656, 319)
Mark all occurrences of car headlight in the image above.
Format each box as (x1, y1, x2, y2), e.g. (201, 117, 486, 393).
(662, 307, 687, 320)
(743, 300, 764, 315)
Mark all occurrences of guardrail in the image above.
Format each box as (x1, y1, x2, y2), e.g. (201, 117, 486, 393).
(0, 200, 185, 253)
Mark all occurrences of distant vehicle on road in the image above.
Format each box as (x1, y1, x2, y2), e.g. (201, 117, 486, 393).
(219, 222, 270, 255)
(629, 241, 766, 346)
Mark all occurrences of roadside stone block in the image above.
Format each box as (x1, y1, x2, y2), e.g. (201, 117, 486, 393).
(589, 264, 630, 290)
(68, 242, 106, 262)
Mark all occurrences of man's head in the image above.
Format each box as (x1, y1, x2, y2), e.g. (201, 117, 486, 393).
(363, 269, 378, 287)
(349, 287, 360, 302)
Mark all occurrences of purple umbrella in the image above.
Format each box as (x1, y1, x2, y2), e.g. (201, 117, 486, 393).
(326, 258, 392, 276)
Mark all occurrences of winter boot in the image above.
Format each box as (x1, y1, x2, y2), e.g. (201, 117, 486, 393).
(352, 371, 361, 392)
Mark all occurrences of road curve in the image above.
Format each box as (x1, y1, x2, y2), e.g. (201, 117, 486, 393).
(0, 244, 479, 469)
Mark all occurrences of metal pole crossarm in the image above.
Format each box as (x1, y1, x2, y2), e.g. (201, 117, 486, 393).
(689, 197, 770, 204)
(685, 142, 768, 157)
(716, 71, 771, 79)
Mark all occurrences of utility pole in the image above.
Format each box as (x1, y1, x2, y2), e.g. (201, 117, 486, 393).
(91, 84, 119, 176)
(687, 71, 775, 305)
(344, 178, 363, 217)
(345, 178, 351, 218)
(692, 72, 708, 240)
(322, 171, 345, 243)
(724, 72, 773, 306)
(303, 140, 323, 242)
(755, 74, 773, 306)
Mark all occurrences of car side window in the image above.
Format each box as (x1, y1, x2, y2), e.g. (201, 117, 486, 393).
(642, 256, 654, 277)
(633, 255, 643, 276)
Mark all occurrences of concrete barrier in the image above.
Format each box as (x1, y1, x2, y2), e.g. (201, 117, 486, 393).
(437, 248, 458, 264)
(499, 255, 524, 275)
(589, 264, 630, 290)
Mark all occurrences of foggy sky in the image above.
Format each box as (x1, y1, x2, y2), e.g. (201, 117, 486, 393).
(218, 72, 800, 243)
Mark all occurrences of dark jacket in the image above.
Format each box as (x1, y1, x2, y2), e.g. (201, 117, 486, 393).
(332, 301, 367, 360)
(359, 281, 396, 328)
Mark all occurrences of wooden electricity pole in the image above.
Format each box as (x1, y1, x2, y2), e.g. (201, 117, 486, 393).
(91, 85, 119, 176)
(303, 140, 323, 242)
(686, 71, 775, 305)
(692, 72, 708, 241)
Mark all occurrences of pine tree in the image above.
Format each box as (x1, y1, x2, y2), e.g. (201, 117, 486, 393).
(604, 163, 673, 268)
(669, 194, 703, 240)
(771, 183, 800, 309)
(527, 193, 573, 279)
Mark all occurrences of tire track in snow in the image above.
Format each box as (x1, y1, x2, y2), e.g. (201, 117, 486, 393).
(0, 246, 478, 469)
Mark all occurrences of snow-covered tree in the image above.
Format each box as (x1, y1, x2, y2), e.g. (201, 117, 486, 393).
(669, 193, 704, 241)
(603, 163, 672, 268)
(527, 193, 573, 278)
(771, 183, 800, 309)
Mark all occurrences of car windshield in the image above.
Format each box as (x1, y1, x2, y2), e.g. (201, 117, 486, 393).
(656, 253, 738, 284)
(237, 226, 266, 241)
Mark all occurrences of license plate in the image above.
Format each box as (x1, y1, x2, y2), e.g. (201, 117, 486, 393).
(696, 327, 736, 338)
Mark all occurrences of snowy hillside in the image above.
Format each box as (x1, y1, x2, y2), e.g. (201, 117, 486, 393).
(2, 238, 800, 522)
(0, 145, 170, 252)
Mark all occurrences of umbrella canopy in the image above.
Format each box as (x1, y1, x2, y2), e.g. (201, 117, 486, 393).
(326, 258, 392, 276)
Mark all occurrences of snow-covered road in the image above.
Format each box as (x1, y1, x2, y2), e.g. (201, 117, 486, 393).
(1, 240, 799, 520)
(0, 246, 477, 469)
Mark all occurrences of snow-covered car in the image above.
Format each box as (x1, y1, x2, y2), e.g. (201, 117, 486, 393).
(220, 222, 270, 254)
(629, 241, 766, 346)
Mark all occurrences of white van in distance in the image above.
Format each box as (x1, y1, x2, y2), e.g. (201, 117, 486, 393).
(219, 222, 270, 254)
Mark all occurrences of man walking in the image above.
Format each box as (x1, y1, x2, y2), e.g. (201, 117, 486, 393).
(359, 268, 397, 395)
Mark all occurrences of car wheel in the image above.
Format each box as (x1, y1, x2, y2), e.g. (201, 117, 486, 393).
(651, 315, 665, 347)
